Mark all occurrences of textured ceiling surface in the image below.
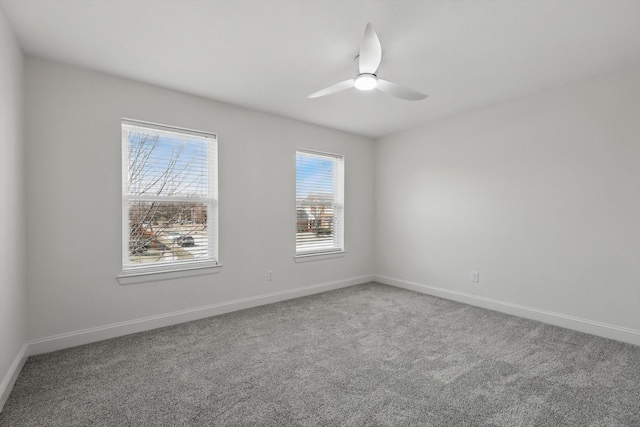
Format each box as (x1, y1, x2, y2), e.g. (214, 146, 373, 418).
(2, 0, 640, 138)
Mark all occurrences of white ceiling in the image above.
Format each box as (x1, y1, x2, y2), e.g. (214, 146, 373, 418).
(2, 0, 640, 139)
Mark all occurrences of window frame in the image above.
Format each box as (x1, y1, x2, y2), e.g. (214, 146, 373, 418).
(120, 118, 219, 279)
(295, 148, 345, 258)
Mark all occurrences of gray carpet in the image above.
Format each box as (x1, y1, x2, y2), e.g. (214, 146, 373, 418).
(1, 282, 639, 426)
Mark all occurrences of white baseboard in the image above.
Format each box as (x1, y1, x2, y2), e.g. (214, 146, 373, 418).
(28, 275, 374, 356)
(375, 275, 640, 347)
(0, 342, 28, 413)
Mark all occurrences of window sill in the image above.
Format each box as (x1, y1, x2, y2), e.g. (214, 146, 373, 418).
(118, 263, 222, 285)
(294, 251, 346, 263)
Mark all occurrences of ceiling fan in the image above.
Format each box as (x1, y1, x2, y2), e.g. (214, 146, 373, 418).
(308, 23, 428, 101)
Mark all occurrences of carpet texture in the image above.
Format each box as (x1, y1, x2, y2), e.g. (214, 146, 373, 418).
(1, 282, 639, 426)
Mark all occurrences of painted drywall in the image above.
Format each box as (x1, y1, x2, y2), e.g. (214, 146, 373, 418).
(0, 7, 27, 409)
(374, 66, 640, 338)
(25, 57, 374, 345)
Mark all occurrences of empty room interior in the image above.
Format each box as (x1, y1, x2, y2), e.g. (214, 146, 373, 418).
(1, 0, 639, 425)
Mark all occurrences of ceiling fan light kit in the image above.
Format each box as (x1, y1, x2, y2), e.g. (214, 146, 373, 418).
(354, 73, 378, 91)
(309, 23, 427, 101)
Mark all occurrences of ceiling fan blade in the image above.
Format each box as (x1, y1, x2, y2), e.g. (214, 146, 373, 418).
(359, 23, 382, 74)
(377, 79, 428, 101)
(308, 79, 355, 98)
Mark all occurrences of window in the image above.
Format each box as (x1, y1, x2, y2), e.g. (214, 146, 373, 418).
(121, 119, 218, 275)
(296, 149, 344, 256)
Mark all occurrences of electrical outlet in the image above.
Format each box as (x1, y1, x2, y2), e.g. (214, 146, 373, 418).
(267, 270, 273, 281)
(471, 271, 480, 283)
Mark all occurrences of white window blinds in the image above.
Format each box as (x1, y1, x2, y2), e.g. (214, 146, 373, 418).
(296, 149, 344, 255)
(121, 119, 218, 274)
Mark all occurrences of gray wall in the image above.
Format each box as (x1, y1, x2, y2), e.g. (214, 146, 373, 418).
(375, 66, 640, 341)
(24, 58, 374, 349)
(0, 7, 26, 409)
